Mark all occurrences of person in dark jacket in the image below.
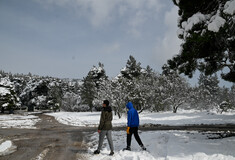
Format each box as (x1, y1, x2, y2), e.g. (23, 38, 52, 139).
(123, 102, 146, 151)
(94, 100, 114, 156)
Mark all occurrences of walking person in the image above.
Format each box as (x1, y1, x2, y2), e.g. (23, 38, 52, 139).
(94, 100, 114, 156)
(123, 102, 146, 151)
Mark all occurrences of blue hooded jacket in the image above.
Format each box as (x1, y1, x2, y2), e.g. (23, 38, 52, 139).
(126, 102, 139, 127)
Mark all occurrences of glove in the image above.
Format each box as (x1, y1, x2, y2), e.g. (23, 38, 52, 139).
(126, 127, 130, 134)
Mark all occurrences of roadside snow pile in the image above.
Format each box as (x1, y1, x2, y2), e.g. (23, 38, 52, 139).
(46, 111, 235, 127)
(0, 139, 17, 156)
(46, 112, 126, 127)
(86, 131, 235, 160)
(0, 114, 40, 129)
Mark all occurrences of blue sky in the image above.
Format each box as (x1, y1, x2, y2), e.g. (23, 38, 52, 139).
(0, 0, 232, 87)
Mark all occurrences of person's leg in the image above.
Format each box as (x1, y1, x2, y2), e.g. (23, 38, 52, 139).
(133, 127, 143, 146)
(97, 130, 107, 151)
(107, 130, 114, 152)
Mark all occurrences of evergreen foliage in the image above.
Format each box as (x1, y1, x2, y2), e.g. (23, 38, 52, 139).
(166, 0, 235, 82)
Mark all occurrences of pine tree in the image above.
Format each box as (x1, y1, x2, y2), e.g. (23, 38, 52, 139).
(121, 55, 142, 79)
(81, 63, 107, 111)
(166, 0, 235, 82)
(197, 73, 220, 110)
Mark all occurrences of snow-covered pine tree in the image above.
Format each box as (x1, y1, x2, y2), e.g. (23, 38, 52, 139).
(0, 77, 21, 113)
(197, 73, 220, 110)
(167, 0, 235, 82)
(81, 63, 107, 111)
(121, 55, 142, 80)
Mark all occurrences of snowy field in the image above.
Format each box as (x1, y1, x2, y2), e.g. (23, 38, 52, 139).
(46, 110, 235, 127)
(85, 130, 235, 160)
(0, 114, 40, 129)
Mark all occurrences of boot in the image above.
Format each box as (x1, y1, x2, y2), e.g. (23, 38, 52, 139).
(140, 145, 146, 151)
(109, 151, 114, 156)
(94, 150, 100, 154)
(123, 146, 131, 151)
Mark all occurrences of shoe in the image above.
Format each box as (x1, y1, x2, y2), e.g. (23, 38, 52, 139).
(94, 150, 100, 154)
(123, 147, 131, 151)
(109, 151, 114, 156)
(141, 145, 146, 151)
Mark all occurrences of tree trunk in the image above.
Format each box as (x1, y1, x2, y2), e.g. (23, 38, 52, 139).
(173, 106, 177, 113)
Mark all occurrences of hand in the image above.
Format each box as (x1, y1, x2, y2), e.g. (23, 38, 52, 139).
(126, 127, 130, 134)
(98, 130, 101, 133)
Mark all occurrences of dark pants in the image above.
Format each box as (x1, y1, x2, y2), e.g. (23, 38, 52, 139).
(127, 127, 143, 147)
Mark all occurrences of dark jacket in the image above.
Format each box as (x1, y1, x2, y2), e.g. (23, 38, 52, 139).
(98, 106, 113, 130)
(126, 102, 139, 127)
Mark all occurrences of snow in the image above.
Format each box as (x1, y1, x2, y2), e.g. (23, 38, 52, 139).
(208, 11, 226, 32)
(46, 110, 235, 127)
(0, 140, 17, 156)
(0, 77, 13, 87)
(176, 0, 180, 5)
(181, 12, 207, 38)
(0, 114, 40, 129)
(86, 130, 235, 160)
(0, 140, 12, 153)
(224, 0, 235, 15)
(0, 87, 10, 96)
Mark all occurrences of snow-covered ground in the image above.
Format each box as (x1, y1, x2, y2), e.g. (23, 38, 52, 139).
(85, 130, 235, 160)
(47, 111, 235, 160)
(0, 114, 40, 129)
(46, 110, 235, 127)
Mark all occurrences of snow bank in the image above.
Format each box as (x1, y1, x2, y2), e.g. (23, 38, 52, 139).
(0, 114, 40, 129)
(46, 111, 235, 127)
(0, 140, 17, 156)
(0, 140, 12, 153)
(86, 131, 235, 160)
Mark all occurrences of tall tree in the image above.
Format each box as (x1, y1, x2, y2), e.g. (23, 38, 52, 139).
(121, 55, 142, 79)
(162, 71, 190, 113)
(166, 0, 235, 82)
(81, 63, 107, 111)
(197, 73, 220, 110)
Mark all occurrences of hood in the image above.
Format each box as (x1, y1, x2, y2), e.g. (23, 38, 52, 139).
(104, 106, 112, 112)
(126, 102, 133, 110)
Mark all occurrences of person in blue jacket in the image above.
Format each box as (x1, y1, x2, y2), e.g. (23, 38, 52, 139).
(123, 102, 146, 151)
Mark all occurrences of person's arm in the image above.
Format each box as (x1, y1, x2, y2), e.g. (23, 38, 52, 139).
(127, 111, 131, 127)
(98, 111, 105, 131)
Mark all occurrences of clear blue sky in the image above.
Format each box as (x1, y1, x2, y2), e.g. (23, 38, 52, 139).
(0, 0, 233, 87)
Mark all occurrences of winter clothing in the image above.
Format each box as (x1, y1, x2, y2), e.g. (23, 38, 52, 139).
(103, 100, 109, 106)
(109, 151, 114, 156)
(98, 106, 113, 130)
(97, 130, 114, 152)
(123, 146, 131, 151)
(94, 150, 100, 154)
(95, 100, 114, 154)
(126, 127, 130, 134)
(126, 127, 143, 148)
(126, 102, 139, 127)
(124, 102, 146, 151)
